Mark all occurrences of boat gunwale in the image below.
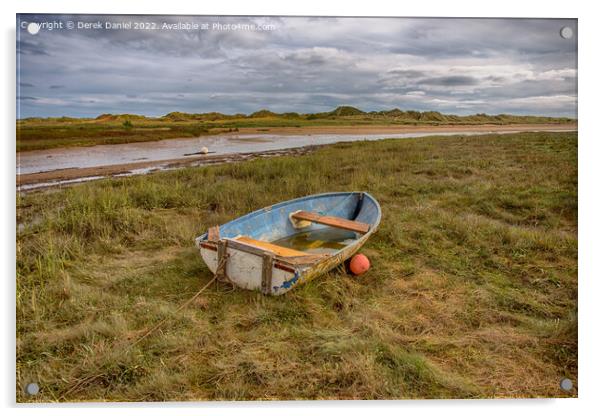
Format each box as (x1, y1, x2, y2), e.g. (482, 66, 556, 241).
(195, 191, 381, 255)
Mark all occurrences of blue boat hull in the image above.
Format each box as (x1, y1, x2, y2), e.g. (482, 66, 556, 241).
(195, 192, 381, 295)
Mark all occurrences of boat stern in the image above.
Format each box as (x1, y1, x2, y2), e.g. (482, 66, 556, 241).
(196, 236, 307, 295)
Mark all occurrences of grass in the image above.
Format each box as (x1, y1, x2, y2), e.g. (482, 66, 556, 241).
(15, 122, 237, 152)
(16, 107, 575, 151)
(16, 131, 577, 401)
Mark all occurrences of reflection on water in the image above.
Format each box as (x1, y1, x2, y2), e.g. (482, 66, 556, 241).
(273, 227, 358, 254)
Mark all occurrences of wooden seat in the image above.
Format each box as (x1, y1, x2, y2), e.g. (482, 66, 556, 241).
(291, 211, 370, 234)
(233, 236, 309, 257)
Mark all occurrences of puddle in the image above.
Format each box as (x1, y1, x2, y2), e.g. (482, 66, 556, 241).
(18, 175, 109, 191)
(272, 228, 358, 255)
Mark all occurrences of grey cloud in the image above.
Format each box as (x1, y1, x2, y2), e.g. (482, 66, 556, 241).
(484, 76, 506, 83)
(386, 70, 426, 78)
(17, 40, 49, 55)
(388, 18, 577, 57)
(16, 15, 577, 118)
(421, 76, 479, 86)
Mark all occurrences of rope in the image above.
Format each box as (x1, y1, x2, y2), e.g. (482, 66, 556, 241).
(59, 274, 218, 400)
(127, 275, 217, 349)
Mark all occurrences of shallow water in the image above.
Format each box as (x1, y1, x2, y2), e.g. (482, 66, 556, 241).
(17, 130, 541, 176)
(273, 228, 358, 255)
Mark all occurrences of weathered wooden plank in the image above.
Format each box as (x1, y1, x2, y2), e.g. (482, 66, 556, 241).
(207, 225, 220, 242)
(279, 253, 330, 265)
(291, 211, 370, 233)
(200, 242, 217, 251)
(216, 239, 228, 282)
(224, 238, 268, 257)
(261, 253, 274, 295)
(233, 236, 309, 257)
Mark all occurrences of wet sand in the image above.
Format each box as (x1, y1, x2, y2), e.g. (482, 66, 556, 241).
(18, 146, 319, 190)
(17, 123, 576, 191)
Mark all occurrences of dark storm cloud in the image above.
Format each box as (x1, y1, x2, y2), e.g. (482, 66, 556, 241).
(421, 76, 479, 86)
(16, 15, 577, 118)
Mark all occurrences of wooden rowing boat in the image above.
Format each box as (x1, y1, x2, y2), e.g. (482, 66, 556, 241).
(195, 192, 381, 295)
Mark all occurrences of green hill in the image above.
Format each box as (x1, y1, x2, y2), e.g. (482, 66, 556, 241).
(249, 109, 279, 118)
(328, 106, 365, 117)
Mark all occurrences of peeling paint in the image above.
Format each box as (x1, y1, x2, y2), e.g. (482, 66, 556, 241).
(274, 271, 300, 291)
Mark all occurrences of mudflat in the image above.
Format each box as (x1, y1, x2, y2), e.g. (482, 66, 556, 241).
(17, 124, 576, 189)
(224, 123, 577, 136)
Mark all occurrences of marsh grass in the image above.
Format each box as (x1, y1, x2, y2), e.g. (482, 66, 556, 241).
(16, 132, 577, 401)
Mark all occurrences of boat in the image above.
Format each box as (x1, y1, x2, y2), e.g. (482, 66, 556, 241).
(195, 192, 381, 295)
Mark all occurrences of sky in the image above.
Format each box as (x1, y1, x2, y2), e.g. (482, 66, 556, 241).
(16, 15, 577, 118)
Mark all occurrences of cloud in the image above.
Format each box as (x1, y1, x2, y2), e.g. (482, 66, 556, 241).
(16, 15, 577, 118)
(280, 47, 354, 67)
(17, 40, 48, 55)
(421, 76, 479, 86)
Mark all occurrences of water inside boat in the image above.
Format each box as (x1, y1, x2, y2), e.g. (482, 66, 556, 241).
(272, 228, 358, 255)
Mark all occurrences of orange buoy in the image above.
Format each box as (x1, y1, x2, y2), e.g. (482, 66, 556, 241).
(349, 254, 370, 275)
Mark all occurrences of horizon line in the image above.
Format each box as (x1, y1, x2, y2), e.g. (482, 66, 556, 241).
(16, 105, 577, 121)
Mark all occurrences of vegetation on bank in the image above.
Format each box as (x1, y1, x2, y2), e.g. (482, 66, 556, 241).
(17, 106, 575, 151)
(17, 132, 577, 401)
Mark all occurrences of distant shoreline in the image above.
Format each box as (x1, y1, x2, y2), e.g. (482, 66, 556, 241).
(17, 105, 576, 152)
(210, 123, 578, 136)
(17, 125, 576, 191)
(17, 122, 577, 154)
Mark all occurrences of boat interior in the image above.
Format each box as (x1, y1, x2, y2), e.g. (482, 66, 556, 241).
(202, 192, 380, 259)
